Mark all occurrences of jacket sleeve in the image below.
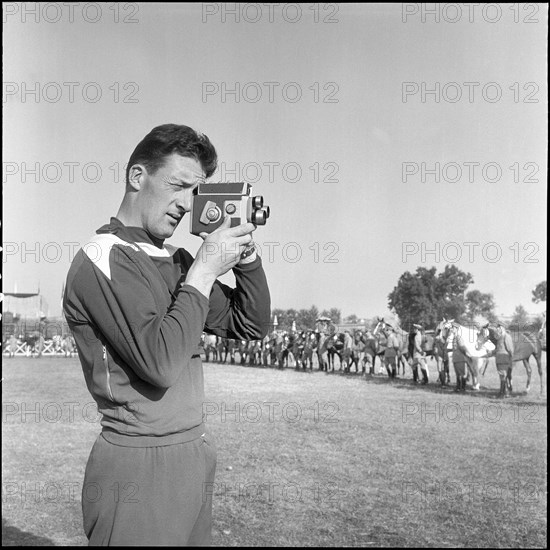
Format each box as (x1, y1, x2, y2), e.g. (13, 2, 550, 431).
(65, 245, 209, 389)
(200, 255, 271, 340)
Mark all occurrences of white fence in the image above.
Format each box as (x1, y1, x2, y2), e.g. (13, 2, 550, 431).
(2, 339, 77, 357)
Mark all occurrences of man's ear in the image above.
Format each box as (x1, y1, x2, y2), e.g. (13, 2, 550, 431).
(127, 164, 146, 191)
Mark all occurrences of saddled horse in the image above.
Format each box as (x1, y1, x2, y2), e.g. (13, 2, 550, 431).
(477, 323, 544, 395)
(436, 319, 495, 390)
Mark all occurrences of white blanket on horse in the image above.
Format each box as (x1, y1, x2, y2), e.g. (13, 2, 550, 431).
(463, 339, 495, 357)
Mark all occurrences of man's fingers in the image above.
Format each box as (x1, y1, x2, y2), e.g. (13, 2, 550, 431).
(227, 222, 256, 237)
(221, 215, 232, 228)
(235, 234, 254, 246)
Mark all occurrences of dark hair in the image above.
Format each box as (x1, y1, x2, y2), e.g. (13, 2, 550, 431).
(126, 124, 218, 184)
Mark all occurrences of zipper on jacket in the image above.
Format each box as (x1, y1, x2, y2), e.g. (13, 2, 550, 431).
(102, 345, 115, 401)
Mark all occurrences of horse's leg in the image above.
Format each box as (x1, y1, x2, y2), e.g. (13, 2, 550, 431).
(437, 356, 445, 385)
(497, 370, 507, 398)
(467, 357, 480, 390)
(535, 351, 543, 395)
(506, 365, 513, 396)
(523, 358, 531, 393)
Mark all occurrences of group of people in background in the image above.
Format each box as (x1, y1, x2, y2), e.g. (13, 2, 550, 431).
(1, 323, 484, 393)
(199, 323, 454, 388)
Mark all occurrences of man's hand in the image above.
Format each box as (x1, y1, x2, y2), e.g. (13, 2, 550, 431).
(184, 216, 256, 298)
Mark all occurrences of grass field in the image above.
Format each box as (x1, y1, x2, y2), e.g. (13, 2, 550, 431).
(2, 356, 547, 547)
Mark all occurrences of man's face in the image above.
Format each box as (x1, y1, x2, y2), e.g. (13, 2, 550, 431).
(136, 153, 206, 239)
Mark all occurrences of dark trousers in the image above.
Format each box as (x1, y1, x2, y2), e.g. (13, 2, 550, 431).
(82, 429, 217, 546)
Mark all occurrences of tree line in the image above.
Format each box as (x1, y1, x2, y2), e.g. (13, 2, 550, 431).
(272, 266, 546, 332)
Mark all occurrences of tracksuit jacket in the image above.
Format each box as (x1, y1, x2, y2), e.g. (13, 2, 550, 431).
(63, 217, 270, 440)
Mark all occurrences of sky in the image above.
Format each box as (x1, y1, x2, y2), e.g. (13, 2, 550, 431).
(3, 3, 548, 322)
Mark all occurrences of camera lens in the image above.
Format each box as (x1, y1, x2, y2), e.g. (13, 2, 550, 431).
(253, 196, 264, 208)
(263, 206, 270, 218)
(252, 210, 267, 225)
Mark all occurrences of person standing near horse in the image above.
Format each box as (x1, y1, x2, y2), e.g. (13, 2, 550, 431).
(350, 330, 366, 374)
(410, 324, 429, 384)
(384, 326, 399, 378)
(452, 342, 469, 392)
(491, 323, 514, 397)
(477, 323, 515, 397)
(341, 330, 354, 372)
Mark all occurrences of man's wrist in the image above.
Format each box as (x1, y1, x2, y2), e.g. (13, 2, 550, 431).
(238, 243, 257, 265)
(184, 264, 216, 299)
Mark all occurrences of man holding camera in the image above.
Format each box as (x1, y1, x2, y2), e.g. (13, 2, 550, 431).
(63, 124, 271, 545)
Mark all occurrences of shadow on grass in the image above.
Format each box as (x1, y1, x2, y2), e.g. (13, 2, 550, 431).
(2, 518, 56, 546)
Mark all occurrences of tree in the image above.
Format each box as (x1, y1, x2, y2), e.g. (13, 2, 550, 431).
(320, 308, 341, 325)
(388, 265, 473, 328)
(272, 306, 322, 331)
(510, 305, 529, 327)
(343, 313, 359, 324)
(531, 281, 547, 303)
(435, 265, 473, 320)
(272, 308, 296, 331)
(387, 267, 438, 329)
(296, 306, 319, 330)
(464, 290, 497, 322)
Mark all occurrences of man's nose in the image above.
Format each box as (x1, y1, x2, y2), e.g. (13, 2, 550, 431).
(176, 191, 193, 213)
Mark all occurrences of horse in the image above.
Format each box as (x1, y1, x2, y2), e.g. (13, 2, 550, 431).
(539, 314, 546, 352)
(203, 334, 218, 363)
(328, 333, 344, 372)
(261, 334, 273, 367)
(238, 340, 250, 365)
(373, 318, 410, 376)
(478, 323, 544, 395)
(301, 331, 317, 370)
(221, 338, 237, 364)
(363, 330, 385, 374)
(436, 319, 495, 391)
(248, 340, 262, 366)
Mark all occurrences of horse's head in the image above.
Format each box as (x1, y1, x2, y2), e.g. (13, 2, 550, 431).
(476, 323, 490, 349)
(436, 318, 455, 343)
(374, 318, 393, 337)
(475, 322, 501, 354)
(373, 318, 384, 336)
